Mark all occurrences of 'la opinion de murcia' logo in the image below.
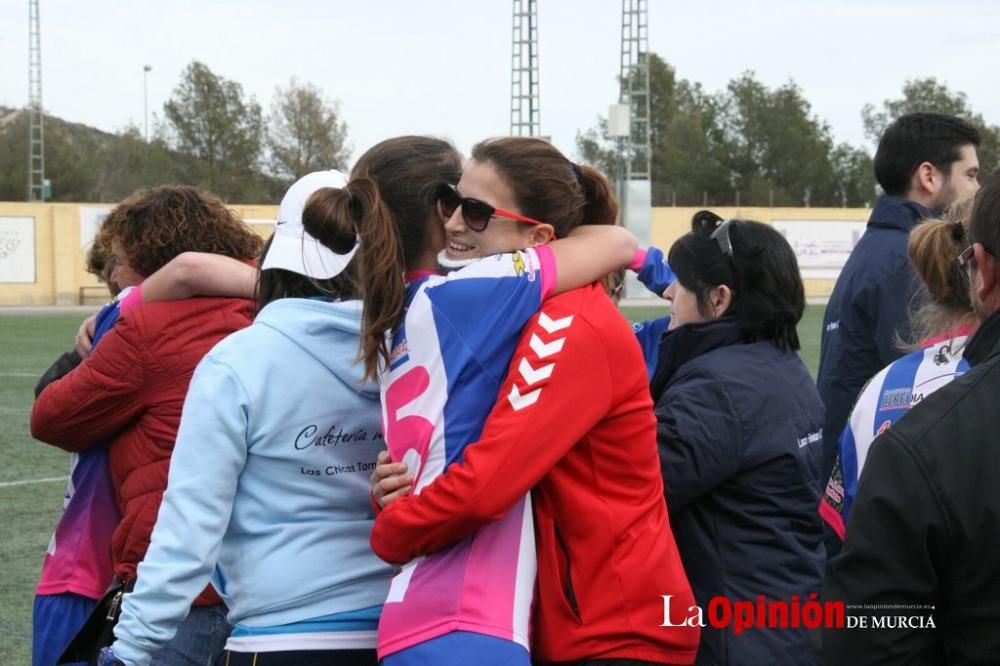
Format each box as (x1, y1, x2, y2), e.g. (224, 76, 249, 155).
(661, 596, 936, 633)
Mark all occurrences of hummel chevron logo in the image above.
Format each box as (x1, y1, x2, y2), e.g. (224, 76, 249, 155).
(538, 312, 574, 334)
(508, 384, 542, 411)
(519, 357, 554, 385)
(529, 333, 565, 359)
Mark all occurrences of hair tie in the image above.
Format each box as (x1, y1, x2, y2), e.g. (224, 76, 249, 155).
(343, 185, 362, 221)
(951, 218, 966, 241)
(571, 162, 585, 185)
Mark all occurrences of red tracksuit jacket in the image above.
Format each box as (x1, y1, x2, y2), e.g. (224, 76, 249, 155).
(370, 283, 699, 664)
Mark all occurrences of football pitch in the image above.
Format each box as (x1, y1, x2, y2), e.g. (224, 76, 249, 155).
(0, 306, 824, 663)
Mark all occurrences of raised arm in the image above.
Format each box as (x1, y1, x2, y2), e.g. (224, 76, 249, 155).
(547, 225, 638, 296)
(132, 252, 257, 305)
(631, 244, 675, 298)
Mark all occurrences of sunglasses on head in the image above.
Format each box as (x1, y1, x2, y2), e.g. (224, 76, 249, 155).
(436, 183, 544, 232)
(958, 245, 976, 280)
(710, 219, 737, 263)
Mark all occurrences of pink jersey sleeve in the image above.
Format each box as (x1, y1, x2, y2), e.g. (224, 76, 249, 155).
(628, 247, 648, 272)
(534, 244, 557, 300)
(117, 285, 143, 313)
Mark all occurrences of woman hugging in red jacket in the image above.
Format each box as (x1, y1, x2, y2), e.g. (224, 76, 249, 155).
(31, 186, 262, 665)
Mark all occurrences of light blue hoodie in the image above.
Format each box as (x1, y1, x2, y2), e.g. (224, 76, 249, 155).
(112, 298, 393, 665)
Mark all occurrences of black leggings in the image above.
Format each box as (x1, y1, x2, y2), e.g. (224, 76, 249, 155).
(217, 648, 378, 666)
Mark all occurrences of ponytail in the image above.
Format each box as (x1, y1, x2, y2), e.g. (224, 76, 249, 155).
(302, 187, 360, 255)
(353, 177, 407, 383)
(576, 164, 618, 227)
(302, 178, 407, 382)
(308, 136, 461, 382)
(900, 194, 976, 349)
(908, 218, 968, 309)
(257, 185, 362, 314)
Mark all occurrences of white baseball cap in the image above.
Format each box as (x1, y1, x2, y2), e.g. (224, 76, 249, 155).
(260, 170, 359, 279)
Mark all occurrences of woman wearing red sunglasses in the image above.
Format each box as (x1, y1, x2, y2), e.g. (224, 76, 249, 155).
(366, 137, 700, 666)
(340, 139, 636, 666)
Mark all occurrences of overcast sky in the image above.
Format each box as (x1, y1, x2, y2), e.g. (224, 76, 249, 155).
(1, 0, 997, 166)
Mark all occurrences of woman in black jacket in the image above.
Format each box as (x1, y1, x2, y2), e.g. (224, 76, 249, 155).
(652, 219, 825, 666)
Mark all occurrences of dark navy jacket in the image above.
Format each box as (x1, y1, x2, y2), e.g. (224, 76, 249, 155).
(816, 196, 935, 480)
(652, 318, 825, 666)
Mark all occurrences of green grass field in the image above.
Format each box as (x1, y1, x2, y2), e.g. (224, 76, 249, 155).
(1, 314, 86, 665)
(0, 306, 824, 663)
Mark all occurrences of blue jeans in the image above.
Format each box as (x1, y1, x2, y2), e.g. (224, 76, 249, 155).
(149, 604, 230, 666)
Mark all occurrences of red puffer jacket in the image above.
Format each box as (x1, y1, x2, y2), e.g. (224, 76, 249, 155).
(31, 297, 252, 606)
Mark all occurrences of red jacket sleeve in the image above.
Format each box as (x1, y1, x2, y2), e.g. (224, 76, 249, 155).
(30, 314, 147, 451)
(370, 309, 612, 564)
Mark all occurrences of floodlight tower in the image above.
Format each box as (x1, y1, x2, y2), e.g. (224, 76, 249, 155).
(619, 0, 651, 181)
(27, 0, 45, 201)
(510, 0, 540, 136)
(619, 0, 652, 299)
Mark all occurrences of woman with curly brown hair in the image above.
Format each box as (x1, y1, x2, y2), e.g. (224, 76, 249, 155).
(95, 185, 262, 293)
(31, 185, 261, 666)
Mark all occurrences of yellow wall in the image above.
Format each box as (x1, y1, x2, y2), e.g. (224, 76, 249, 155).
(0, 202, 870, 305)
(651, 207, 869, 300)
(0, 202, 278, 306)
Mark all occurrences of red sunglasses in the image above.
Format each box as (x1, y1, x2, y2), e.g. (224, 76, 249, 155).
(436, 183, 544, 232)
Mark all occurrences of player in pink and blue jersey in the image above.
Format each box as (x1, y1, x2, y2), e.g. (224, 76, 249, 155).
(303, 136, 637, 666)
(33, 299, 124, 666)
(31, 243, 139, 666)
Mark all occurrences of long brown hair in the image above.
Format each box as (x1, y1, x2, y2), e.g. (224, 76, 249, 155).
(470, 137, 618, 236)
(300, 136, 462, 381)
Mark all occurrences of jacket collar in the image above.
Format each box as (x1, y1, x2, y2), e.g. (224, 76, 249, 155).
(867, 195, 937, 233)
(650, 317, 745, 399)
(964, 309, 1000, 367)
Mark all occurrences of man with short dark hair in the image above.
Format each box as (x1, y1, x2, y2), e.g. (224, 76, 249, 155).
(817, 113, 980, 485)
(823, 172, 1000, 664)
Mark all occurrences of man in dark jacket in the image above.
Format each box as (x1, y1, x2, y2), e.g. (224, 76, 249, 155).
(817, 113, 980, 483)
(823, 172, 1000, 664)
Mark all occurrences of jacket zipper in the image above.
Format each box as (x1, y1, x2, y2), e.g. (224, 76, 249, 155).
(554, 525, 580, 619)
(106, 589, 124, 621)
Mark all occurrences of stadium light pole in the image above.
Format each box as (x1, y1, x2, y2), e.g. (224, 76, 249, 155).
(143, 64, 152, 185)
(608, 104, 630, 227)
(143, 65, 152, 142)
